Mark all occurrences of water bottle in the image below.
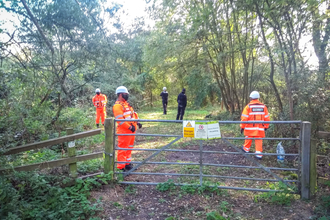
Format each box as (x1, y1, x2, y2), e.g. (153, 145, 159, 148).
(277, 142, 285, 163)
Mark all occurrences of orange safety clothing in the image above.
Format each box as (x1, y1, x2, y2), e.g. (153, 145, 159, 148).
(242, 136, 263, 158)
(93, 93, 107, 108)
(93, 93, 107, 125)
(112, 100, 139, 169)
(240, 100, 270, 158)
(96, 107, 106, 125)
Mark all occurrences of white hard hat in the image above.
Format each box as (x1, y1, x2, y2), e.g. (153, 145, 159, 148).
(116, 86, 129, 94)
(249, 91, 260, 99)
(163, 87, 166, 90)
(95, 88, 100, 93)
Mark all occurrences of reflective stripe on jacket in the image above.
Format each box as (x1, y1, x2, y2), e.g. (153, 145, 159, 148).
(92, 94, 107, 108)
(240, 100, 270, 137)
(113, 100, 138, 134)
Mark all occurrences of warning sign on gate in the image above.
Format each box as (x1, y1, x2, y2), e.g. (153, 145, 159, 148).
(207, 121, 221, 139)
(195, 121, 208, 140)
(183, 121, 195, 137)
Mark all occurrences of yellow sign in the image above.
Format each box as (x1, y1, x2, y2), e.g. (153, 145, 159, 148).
(183, 121, 195, 138)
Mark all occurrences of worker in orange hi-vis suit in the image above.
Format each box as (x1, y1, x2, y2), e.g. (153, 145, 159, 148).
(92, 88, 107, 128)
(240, 91, 270, 160)
(112, 86, 142, 171)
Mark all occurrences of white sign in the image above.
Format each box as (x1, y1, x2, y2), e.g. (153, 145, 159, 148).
(207, 121, 221, 139)
(68, 141, 75, 148)
(195, 122, 208, 139)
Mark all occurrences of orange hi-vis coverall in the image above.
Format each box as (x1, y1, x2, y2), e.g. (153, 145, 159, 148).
(112, 100, 139, 169)
(92, 94, 107, 125)
(240, 99, 270, 158)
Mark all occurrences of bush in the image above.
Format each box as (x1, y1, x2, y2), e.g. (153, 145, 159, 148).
(156, 179, 176, 192)
(254, 182, 297, 206)
(0, 172, 112, 219)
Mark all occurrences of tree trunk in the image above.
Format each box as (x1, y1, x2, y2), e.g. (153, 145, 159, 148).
(256, 4, 283, 113)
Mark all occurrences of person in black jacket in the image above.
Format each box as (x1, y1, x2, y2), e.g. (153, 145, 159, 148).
(176, 88, 187, 120)
(160, 87, 168, 115)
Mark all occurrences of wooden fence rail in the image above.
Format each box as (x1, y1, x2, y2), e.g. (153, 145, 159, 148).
(0, 125, 114, 179)
(3, 129, 102, 155)
(0, 152, 103, 173)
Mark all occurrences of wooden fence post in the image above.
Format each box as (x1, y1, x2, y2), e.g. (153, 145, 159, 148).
(301, 121, 311, 199)
(104, 118, 114, 178)
(67, 128, 77, 178)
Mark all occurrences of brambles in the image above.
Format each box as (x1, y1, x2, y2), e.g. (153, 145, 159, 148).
(0, 172, 112, 219)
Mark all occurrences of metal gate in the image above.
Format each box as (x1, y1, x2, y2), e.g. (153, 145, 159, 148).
(104, 119, 313, 199)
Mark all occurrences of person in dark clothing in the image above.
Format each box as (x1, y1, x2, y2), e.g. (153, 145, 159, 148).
(160, 87, 168, 115)
(176, 88, 187, 120)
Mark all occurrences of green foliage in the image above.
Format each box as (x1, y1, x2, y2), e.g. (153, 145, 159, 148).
(0, 172, 112, 219)
(254, 182, 297, 206)
(313, 198, 330, 219)
(206, 211, 229, 220)
(124, 185, 137, 194)
(219, 201, 230, 213)
(180, 184, 199, 194)
(78, 158, 103, 174)
(198, 182, 224, 195)
(179, 182, 224, 195)
(313, 184, 330, 220)
(156, 179, 176, 192)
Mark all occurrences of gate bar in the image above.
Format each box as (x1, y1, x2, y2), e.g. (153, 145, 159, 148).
(222, 138, 293, 187)
(119, 181, 286, 192)
(123, 136, 182, 177)
(199, 140, 203, 186)
(116, 133, 299, 140)
(115, 119, 301, 124)
(114, 171, 298, 182)
(117, 134, 181, 137)
(116, 161, 298, 171)
(115, 148, 299, 156)
(224, 137, 299, 140)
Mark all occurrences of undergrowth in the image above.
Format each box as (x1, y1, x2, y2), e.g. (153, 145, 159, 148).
(0, 171, 112, 219)
(156, 179, 226, 196)
(254, 182, 298, 205)
(312, 181, 330, 219)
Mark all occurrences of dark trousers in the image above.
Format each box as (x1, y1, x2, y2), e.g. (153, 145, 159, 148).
(162, 101, 167, 114)
(176, 106, 185, 120)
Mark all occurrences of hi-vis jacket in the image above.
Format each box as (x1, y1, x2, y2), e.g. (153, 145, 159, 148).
(113, 100, 138, 134)
(240, 100, 270, 137)
(92, 94, 107, 108)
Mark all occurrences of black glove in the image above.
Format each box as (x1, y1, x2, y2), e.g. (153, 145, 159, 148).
(240, 128, 244, 134)
(129, 125, 136, 133)
(137, 122, 142, 129)
(264, 128, 268, 132)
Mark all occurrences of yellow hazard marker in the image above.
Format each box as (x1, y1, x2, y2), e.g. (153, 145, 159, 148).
(183, 121, 195, 138)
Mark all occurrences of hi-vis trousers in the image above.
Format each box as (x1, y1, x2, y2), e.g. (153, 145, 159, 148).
(243, 136, 263, 158)
(96, 107, 106, 125)
(117, 134, 135, 169)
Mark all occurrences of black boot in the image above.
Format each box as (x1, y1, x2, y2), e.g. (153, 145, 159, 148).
(96, 124, 99, 128)
(125, 164, 134, 171)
